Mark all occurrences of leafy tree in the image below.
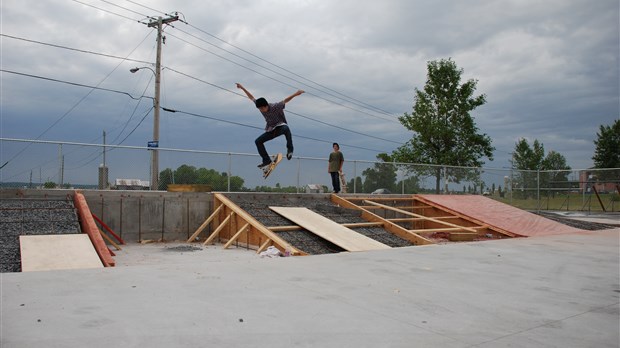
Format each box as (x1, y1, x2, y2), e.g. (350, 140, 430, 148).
(44, 181, 57, 188)
(159, 165, 244, 191)
(347, 176, 363, 193)
(396, 175, 421, 194)
(512, 139, 571, 198)
(592, 120, 620, 181)
(542, 150, 571, 189)
(362, 155, 397, 193)
(391, 58, 494, 193)
(175, 165, 198, 184)
(513, 138, 545, 170)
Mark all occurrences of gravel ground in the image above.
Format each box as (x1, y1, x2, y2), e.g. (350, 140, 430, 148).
(0, 198, 81, 272)
(534, 211, 619, 230)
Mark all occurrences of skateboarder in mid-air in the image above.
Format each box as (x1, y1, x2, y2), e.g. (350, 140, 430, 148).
(236, 83, 305, 168)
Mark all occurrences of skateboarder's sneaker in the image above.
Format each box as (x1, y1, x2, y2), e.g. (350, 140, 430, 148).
(286, 151, 293, 160)
(258, 160, 272, 168)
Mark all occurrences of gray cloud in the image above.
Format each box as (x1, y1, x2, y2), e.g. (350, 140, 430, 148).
(1, 0, 618, 186)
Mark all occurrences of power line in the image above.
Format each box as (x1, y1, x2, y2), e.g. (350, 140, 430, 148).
(3, 69, 391, 154)
(0, 34, 152, 66)
(166, 108, 390, 153)
(4, 33, 400, 143)
(70, 0, 142, 23)
(0, 69, 151, 101)
(168, 28, 399, 123)
(74, 0, 400, 122)
(185, 22, 396, 117)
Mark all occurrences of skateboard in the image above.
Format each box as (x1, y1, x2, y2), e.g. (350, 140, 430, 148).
(339, 172, 347, 193)
(262, 153, 283, 179)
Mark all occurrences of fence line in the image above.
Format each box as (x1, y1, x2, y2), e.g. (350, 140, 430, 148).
(1, 137, 618, 212)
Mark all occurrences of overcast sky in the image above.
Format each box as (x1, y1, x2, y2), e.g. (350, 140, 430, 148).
(1, 0, 618, 187)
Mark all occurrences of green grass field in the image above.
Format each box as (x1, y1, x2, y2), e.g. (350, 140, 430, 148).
(492, 192, 619, 212)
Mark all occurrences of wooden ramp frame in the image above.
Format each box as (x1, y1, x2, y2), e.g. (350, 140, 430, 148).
(332, 194, 515, 242)
(187, 193, 302, 255)
(270, 206, 390, 252)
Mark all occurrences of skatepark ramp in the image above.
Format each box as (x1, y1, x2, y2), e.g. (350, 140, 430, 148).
(186, 193, 523, 255)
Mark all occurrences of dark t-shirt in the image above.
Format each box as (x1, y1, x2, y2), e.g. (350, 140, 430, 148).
(328, 151, 344, 172)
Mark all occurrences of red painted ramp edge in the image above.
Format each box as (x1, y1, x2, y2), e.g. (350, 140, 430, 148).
(73, 191, 115, 267)
(416, 194, 585, 237)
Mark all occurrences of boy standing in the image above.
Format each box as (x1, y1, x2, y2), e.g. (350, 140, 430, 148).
(236, 83, 304, 167)
(328, 143, 344, 193)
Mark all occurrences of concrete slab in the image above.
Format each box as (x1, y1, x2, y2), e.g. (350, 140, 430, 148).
(1, 229, 619, 348)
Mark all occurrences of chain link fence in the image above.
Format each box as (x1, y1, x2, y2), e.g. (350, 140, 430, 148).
(2, 138, 618, 212)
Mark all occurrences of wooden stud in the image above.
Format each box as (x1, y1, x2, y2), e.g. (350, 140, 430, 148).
(202, 212, 234, 246)
(187, 204, 223, 242)
(223, 223, 249, 249)
(98, 228, 122, 250)
(363, 200, 478, 233)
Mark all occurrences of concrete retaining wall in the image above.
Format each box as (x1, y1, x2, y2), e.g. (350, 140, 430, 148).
(1, 189, 213, 242)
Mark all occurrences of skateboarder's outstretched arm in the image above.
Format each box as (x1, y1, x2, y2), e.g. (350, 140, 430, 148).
(283, 89, 305, 104)
(236, 83, 256, 102)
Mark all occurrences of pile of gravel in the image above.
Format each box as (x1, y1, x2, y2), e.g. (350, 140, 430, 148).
(225, 194, 414, 255)
(0, 199, 81, 273)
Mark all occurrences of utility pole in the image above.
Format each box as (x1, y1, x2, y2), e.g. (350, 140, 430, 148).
(147, 14, 178, 191)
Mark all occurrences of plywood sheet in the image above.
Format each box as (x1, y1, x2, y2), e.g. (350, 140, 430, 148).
(20, 234, 103, 272)
(270, 207, 390, 251)
(416, 195, 584, 237)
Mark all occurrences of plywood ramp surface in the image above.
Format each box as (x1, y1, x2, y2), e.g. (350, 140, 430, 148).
(270, 207, 390, 251)
(417, 195, 584, 237)
(20, 234, 104, 272)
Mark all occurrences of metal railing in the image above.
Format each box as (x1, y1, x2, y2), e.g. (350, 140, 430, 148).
(2, 137, 618, 212)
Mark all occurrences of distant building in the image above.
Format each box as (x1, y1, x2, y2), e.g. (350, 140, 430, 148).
(579, 170, 618, 193)
(114, 179, 150, 190)
(305, 184, 325, 194)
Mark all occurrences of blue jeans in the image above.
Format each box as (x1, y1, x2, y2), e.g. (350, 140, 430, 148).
(330, 171, 341, 193)
(255, 125, 293, 164)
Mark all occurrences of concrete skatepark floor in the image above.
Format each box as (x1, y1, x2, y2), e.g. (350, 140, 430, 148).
(1, 196, 618, 347)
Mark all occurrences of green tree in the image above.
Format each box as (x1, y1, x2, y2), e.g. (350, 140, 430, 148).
(362, 155, 397, 193)
(44, 181, 57, 188)
(175, 165, 198, 184)
(592, 120, 620, 182)
(347, 176, 363, 193)
(159, 168, 174, 188)
(391, 58, 494, 193)
(159, 165, 244, 191)
(512, 139, 571, 198)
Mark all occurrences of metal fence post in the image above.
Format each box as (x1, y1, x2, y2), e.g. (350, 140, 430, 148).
(353, 161, 357, 193)
(537, 169, 540, 213)
(227, 153, 231, 192)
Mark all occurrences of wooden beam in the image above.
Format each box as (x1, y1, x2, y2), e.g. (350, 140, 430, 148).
(363, 200, 477, 233)
(388, 216, 458, 222)
(98, 228, 121, 250)
(203, 211, 234, 246)
(412, 196, 518, 238)
(187, 204, 223, 242)
(214, 193, 299, 255)
(223, 223, 249, 249)
(257, 238, 272, 253)
(267, 221, 384, 232)
(342, 197, 415, 201)
(409, 227, 472, 234)
(331, 195, 434, 245)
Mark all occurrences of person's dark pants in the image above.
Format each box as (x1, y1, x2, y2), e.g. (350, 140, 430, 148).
(255, 125, 293, 164)
(330, 171, 340, 193)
